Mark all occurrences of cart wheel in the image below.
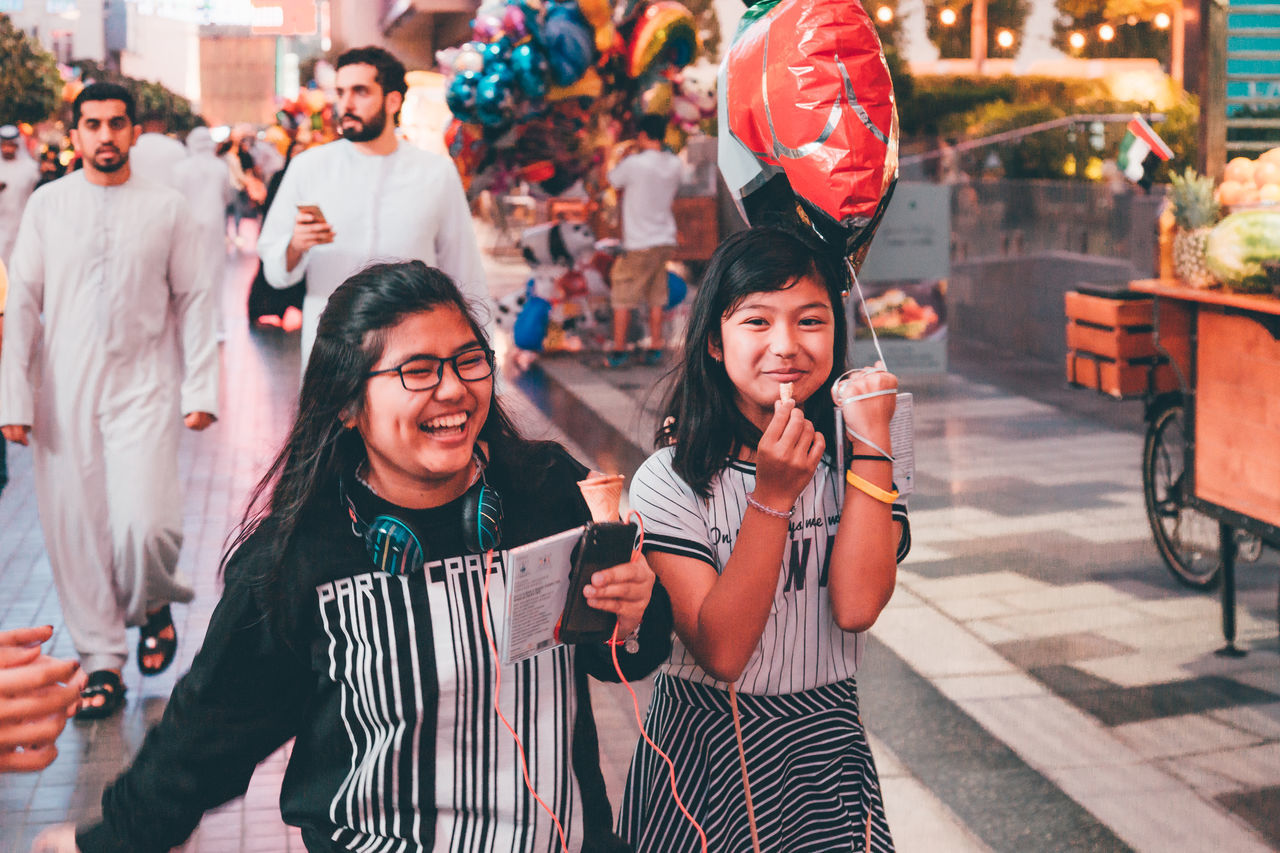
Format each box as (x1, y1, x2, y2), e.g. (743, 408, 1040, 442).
(1142, 401, 1222, 589)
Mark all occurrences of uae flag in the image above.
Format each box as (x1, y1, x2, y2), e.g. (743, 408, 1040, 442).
(1118, 115, 1174, 189)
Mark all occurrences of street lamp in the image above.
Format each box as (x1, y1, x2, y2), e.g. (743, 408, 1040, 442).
(876, 5, 894, 24)
(939, 7, 957, 25)
(1098, 23, 1115, 41)
(1154, 11, 1170, 29)
(995, 28, 1015, 49)
(1068, 31, 1086, 50)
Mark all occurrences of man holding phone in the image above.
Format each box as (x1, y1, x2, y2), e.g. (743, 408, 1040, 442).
(258, 46, 487, 365)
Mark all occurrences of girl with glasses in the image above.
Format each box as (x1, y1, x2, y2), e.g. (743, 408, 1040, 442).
(40, 260, 670, 853)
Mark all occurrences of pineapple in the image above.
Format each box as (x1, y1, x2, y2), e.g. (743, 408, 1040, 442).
(1169, 167, 1221, 288)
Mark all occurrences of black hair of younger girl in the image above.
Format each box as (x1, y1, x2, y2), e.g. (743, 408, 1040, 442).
(223, 260, 556, 632)
(658, 226, 849, 498)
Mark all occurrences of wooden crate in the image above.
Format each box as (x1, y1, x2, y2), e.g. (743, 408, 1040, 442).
(1064, 290, 1173, 397)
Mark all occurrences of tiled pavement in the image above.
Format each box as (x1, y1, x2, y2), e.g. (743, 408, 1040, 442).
(2, 222, 1279, 852)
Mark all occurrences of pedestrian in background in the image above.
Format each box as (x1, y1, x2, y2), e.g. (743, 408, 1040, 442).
(246, 139, 306, 329)
(0, 83, 220, 720)
(224, 126, 265, 246)
(0, 625, 85, 773)
(0, 124, 39, 265)
(617, 226, 909, 851)
(257, 45, 487, 367)
(605, 113, 683, 368)
(173, 126, 234, 339)
(128, 111, 186, 188)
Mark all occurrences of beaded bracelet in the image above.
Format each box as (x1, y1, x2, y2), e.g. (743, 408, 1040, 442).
(845, 470, 899, 504)
(745, 492, 793, 519)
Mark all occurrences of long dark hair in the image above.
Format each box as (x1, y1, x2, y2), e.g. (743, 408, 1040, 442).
(659, 226, 849, 497)
(224, 260, 546, 625)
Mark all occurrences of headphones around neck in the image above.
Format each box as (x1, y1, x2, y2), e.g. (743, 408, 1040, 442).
(342, 457, 504, 576)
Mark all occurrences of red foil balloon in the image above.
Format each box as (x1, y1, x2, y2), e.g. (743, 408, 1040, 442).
(720, 0, 898, 270)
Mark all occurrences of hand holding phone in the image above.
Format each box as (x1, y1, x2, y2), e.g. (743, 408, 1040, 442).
(291, 203, 334, 252)
(557, 521, 637, 644)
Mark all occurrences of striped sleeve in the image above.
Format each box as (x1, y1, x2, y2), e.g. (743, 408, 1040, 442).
(629, 449, 716, 567)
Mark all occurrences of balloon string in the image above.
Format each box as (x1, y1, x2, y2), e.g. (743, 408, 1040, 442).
(846, 258, 888, 370)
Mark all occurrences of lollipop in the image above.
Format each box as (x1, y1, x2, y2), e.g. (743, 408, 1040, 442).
(578, 473, 625, 522)
(719, 0, 898, 272)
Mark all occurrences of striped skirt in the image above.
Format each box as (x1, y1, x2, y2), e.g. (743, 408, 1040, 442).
(617, 673, 894, 853)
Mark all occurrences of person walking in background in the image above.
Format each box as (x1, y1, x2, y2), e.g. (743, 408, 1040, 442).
(0, 625, 85, 773)
(128, 111, 187, 188)
(257, 45, 487, 366)
(617, 227, 909, 851)
(0, 83, 220, 720)
(0, 125, 39, 265)
(246, 139, 306, 329)
(605, 113, 683, 368)
(224, 126, 265, 247)
(173, 127, 234, 339)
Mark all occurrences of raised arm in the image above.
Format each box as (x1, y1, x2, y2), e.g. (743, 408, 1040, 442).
(826, 367, 908, 632)
(643, 401, 824, 683)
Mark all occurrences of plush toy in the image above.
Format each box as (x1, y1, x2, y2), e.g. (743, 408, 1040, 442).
(500, 220, 607, 359)
(671, 59, 717, 136)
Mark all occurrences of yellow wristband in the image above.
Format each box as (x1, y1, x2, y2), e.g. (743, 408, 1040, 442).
(845, 470, 899, 504)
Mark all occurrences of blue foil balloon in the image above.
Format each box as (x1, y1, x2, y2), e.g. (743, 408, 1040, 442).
(510, 42, 549, 99)
(446, 70, 482, 120)
(542, 2, 595, 86)
(475, 72, 514, 127)
(487, 60, 516, 86)
(481, 40, 506, 67)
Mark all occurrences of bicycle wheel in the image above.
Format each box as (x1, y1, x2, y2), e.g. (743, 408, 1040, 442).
(1142, 402, 1222, 589)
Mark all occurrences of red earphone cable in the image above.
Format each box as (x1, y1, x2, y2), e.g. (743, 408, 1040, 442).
(480, 549, 571, 853)
(610, 511, 709, 853)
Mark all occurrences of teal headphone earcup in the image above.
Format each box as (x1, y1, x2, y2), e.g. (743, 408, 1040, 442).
(461, 481, 504, 553)
(366, 515, 426, 576)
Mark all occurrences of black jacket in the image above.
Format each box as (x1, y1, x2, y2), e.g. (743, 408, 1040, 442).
(78, 444, 671, 852)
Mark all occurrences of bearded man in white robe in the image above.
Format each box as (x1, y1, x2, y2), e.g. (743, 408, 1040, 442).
(0, 83, 219, 719)
(257, 45, 488, 367)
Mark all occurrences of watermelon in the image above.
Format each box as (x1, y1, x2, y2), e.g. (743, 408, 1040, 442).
(1204, 209, 1280, 294)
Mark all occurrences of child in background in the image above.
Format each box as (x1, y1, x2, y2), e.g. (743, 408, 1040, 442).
(618, 226, 910, 852)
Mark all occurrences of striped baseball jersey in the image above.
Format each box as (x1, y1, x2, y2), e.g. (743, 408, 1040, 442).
(630, 446, 909, 695)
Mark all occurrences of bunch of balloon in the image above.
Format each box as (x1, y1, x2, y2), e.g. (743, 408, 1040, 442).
(718, 0, 900, 276)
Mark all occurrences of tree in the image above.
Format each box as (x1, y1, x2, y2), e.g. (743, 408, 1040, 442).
(71, 60, 198, 132)
(1053, 0, 1169, 57)
(925, 0, 1031, 59)
(0, 14, 63, 125)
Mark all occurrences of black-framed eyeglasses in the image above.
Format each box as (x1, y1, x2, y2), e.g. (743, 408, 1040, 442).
(366, 347, 495, 391)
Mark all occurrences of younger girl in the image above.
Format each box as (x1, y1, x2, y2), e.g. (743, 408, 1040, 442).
(618, 226, 909, 852)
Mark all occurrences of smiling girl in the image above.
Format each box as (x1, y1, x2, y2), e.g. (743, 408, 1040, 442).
(617, 227, 910, 852)
(38, 261, 670, 853)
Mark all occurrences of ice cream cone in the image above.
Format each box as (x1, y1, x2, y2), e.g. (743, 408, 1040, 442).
(578, 473, 625, 522)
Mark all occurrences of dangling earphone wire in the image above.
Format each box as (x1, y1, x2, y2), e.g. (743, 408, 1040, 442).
(480, 549, 571, 853)
(479, 512, 708, 853)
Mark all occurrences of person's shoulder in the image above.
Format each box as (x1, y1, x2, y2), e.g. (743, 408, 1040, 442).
(633, 446, 681, 486)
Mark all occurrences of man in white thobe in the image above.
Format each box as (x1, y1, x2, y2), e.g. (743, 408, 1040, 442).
(0, 83, 219, 717)
(173, 127, 233, 336)
(0, 125, 39, 265)
(128, 113, 187, 189)
(257, 45, 487, 366)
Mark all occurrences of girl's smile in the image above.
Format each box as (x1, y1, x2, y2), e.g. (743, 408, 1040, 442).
(711, 276, 836, 432)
